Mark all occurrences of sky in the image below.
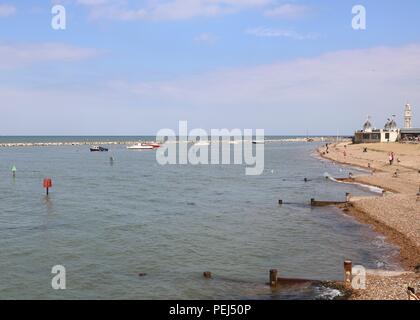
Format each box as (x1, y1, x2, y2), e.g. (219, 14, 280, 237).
(0, 0, 420, 135)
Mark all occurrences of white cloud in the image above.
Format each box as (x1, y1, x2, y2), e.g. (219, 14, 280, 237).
(264, 4, 310, 19)
(0, 4, 16, 17)
(246, 27, 318, 40)
(77, 0, 273, 21)
(0, 43, 100, 69)
(107, 44, 420, 132)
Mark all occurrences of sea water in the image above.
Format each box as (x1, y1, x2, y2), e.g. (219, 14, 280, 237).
(0, 139, 400, 299)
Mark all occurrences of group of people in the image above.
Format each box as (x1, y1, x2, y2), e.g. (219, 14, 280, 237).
(400, 136, 420, 143)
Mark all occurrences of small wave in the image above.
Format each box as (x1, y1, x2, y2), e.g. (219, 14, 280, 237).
(324, 172, 384, 194)
(372, 235, 386, 246)
(315, 286, 344, 300)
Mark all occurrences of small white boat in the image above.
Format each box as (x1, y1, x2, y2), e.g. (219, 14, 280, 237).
(127, 144, 155, 150)
(194, 141, 210, 146)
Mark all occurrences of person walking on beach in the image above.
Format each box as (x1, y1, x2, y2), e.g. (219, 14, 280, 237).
(388, 152, 394, 165)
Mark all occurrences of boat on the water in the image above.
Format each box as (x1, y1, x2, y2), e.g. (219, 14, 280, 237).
(194, 141, 210, 146)
(90, 146, 109, 152)
(127, 143, 160, 150)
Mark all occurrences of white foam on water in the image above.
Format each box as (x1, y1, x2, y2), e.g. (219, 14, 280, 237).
(316, 286, 344, 300)
(324, 172, 384, 194)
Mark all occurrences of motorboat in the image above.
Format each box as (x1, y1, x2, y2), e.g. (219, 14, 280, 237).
(143, 143, 161, 148)
(193, 141, 210, 146)
(90, 146, 109, 152)
(127, 143, 160, 150)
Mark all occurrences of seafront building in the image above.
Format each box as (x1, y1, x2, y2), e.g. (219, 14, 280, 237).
(354, 103, 420, 143)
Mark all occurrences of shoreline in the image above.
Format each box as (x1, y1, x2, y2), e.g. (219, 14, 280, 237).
(338, 203, 420, 271)
(317, 142, 420, 300)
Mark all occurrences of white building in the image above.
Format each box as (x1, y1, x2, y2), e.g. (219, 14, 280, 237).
(354, 116, 399, 143)
(354, 103, 419, 143)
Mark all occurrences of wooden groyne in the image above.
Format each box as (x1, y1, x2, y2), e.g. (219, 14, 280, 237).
(310, 198, 347, 207)
(200, 260, 364, 299)
(278, 194, 351, 207)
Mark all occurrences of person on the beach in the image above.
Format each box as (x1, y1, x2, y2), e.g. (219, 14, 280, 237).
(388, 153, 394, 165)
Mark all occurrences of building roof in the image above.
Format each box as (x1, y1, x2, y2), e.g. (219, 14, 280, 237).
(363, 119, 372, 131)
(400, 128, 420, 134)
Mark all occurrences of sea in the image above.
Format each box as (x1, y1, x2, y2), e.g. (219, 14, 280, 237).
(0, 136, 400, 299)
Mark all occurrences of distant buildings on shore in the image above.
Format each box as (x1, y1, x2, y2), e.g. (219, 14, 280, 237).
(354, 103, 420, 143)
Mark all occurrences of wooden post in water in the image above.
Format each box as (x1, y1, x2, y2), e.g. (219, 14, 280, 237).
(269, 269, 278, 288)
(346, 193, 351, 202)
(344, 260, 352, 286)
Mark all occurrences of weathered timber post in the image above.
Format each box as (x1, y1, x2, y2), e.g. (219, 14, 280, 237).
(346, 193, 352, 202)
(269, 269, 278, 288)
(344, 260, 353, 286)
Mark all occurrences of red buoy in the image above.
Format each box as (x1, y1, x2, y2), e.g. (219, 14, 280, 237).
(43, 178, 52, 195)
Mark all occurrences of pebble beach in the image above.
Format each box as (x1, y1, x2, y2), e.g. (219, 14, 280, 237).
(318, 142, 420, 300)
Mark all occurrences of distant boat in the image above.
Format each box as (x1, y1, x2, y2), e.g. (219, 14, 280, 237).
(144, 143, 161, 149)
(127, 143, 160, 150)
(252, 140, 265, 144)
(194, 141, 210, 146)
(90, 146, 109, 152)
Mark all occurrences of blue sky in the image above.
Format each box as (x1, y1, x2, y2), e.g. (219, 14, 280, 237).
(1, 0, 420, 135)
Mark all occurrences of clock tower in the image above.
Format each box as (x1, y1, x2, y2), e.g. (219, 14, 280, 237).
(404, 103, 412, 129)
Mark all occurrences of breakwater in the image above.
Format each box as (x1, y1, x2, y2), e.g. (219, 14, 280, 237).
(0, 137, 351, 148)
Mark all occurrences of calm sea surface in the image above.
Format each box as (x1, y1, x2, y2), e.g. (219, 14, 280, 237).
(0, 138, 400, 299)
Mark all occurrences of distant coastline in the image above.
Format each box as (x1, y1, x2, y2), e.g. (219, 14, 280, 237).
(0, 136, 352, 148)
